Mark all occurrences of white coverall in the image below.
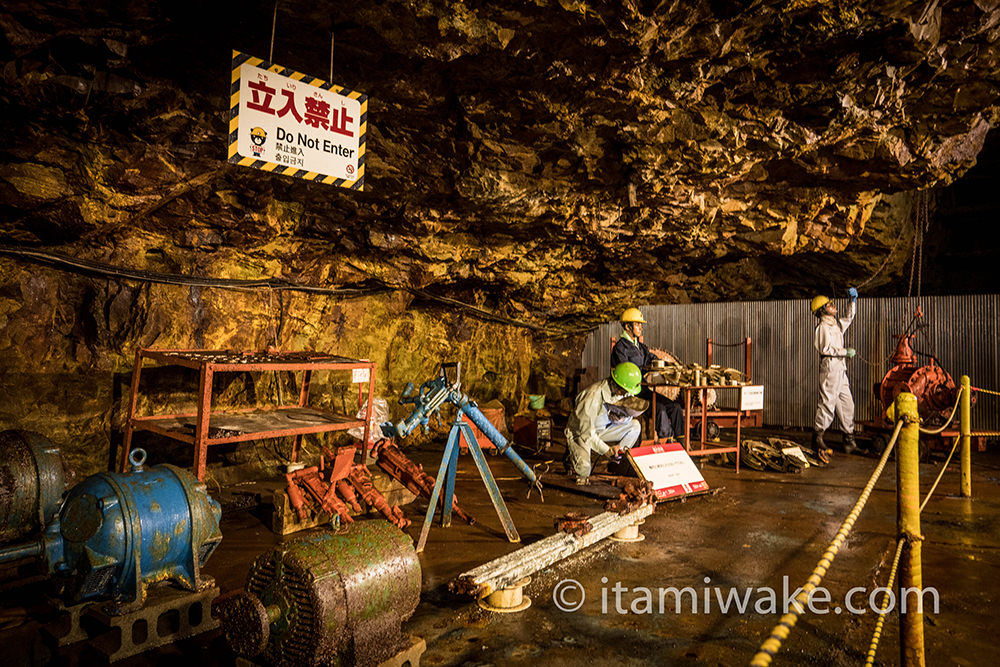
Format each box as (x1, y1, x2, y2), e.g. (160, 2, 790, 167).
(565, 378, 641, 478)
(814, 300, 856, 432)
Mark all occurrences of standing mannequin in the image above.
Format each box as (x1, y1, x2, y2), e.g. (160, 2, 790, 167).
(811, 288, 859, 455)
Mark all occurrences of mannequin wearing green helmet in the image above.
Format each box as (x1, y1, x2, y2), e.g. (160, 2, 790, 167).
(563, 370, 643, 485)
(610, 362, 642, 396)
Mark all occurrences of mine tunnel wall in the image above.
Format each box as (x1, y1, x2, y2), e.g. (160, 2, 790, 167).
(0, 266, 582, 478)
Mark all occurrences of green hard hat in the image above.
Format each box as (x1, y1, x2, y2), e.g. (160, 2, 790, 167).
(611, 362, 642, 395)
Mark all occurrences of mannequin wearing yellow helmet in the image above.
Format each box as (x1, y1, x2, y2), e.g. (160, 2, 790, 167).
(620, 307, 646, 324)
(812, 288, 860, 457)
(810, 295, 831, 315)
(612, 306, 685, 441)
(619, 306, 647, 342)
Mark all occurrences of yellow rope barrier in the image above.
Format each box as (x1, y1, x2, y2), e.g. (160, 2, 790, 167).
(917, 386, 963, 435)
(919, 436, 959, 514)
(864, 539, 905, 667)
(865, 433, 959, 663)
(748, 420, 905, 667)
(971, 385, 1000, 397)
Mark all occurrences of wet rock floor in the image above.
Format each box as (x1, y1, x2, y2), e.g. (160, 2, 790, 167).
(2, 432, 998, 666)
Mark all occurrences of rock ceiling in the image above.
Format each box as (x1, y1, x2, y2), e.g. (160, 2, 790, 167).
(2, 0, 999, 333)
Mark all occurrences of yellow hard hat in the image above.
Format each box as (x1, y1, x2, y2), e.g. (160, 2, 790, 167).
(620, 307, 646, 324)
(810, 295, 830, 314)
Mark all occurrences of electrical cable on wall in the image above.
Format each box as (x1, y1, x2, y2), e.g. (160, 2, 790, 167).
(0, 245, 592, 336)
(0, 246, 384, 295)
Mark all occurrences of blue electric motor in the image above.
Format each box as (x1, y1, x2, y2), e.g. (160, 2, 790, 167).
(0, 448, 223, 613)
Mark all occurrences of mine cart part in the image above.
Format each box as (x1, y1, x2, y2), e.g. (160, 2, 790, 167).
(554, 513, 593, 537)
(477, 577, 532, 613)
(394, 506, 411, 529)
(219, 521, 421, 667)
(450, 504, 655, 600)
(0, 430, 72, 545)
(592, 475, 656, 514)
(0, 540, 44, 565)
(335, 480, 363, 513)
(284, 474, 310, 522)
(319, 481, 355, 525)
(608, 522, 645, 543)
(376, 443, 475, 526)
(213, 590, 275, 658)
(50, 450, 222, 613)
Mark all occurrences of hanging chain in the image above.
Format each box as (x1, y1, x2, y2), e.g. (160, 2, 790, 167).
(855, 221, 907, 289)
(906, 190, 928, 311)
(857, 191, 930, 370)
(917, 191, 926, 301)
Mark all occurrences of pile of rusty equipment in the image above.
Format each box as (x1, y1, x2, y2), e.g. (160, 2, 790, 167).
(284, 440, 476, 532)
(602, 476, 656, 514)
(284, 444, 410, 530)
(552, 476, 656, 538)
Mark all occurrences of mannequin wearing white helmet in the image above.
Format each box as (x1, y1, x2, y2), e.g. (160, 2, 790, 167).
(812, 288, 859, 456)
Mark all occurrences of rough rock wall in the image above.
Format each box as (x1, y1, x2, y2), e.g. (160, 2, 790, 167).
(0, 261, 577, 477)
(1, 0, 999, 474)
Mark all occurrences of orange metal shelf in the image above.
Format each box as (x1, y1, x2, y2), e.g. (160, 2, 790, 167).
(121, 348, 377, 481)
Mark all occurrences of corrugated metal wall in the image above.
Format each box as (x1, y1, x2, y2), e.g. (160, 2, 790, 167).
(580, 295, 1000, 432)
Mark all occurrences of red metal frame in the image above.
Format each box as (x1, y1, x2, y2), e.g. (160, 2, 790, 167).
(704, 336, 762, 429)
(120, 348, 377, 481)
(680, 385, 743, 473)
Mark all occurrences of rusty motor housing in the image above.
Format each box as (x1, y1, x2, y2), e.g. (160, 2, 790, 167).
(878, 333, 959, 424)
(0, 430, 72, 545)
(215, 520, 421, 667)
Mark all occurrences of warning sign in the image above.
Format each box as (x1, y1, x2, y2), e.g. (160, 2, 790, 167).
(740, 384, 764, 411)
(628, 442, 709, 501)
(228, 50, 367, 190)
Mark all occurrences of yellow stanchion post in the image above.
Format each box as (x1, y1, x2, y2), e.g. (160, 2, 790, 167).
(895, 392, 925, 667)
(960, 376, 971, 498)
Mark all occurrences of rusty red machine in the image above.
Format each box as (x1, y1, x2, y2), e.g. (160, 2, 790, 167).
(877, 309, 959, 424)
(863, 309, 969, 456)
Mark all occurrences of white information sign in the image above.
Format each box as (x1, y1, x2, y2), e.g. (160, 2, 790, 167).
(740, 384, 764, 411)
(351, 368, 371, 384)
(229, 51, 366, 189)
(628, 442, 709, 501)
